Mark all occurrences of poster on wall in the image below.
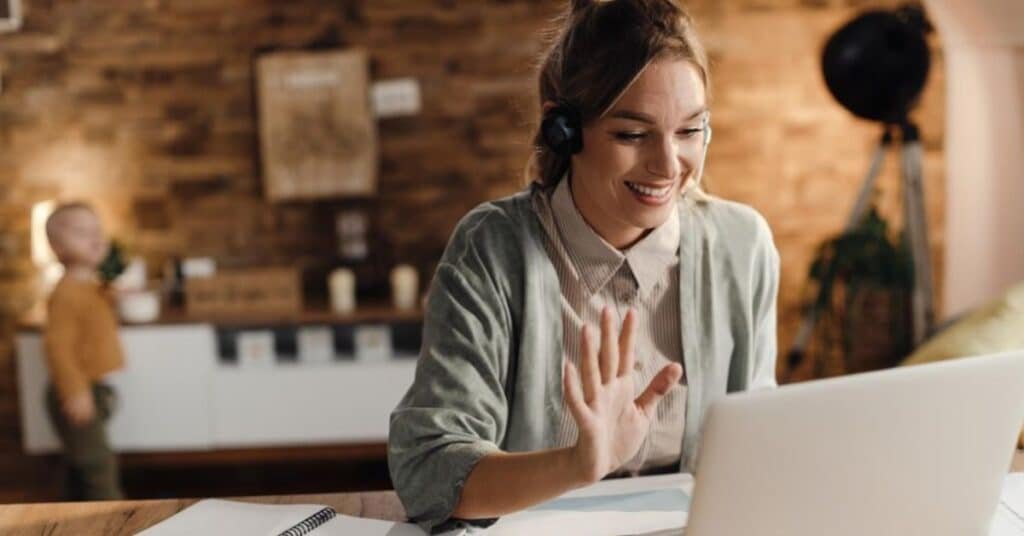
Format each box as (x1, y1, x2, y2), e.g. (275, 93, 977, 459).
(257, 48, 377, 201)
(0, 0, 23, 32)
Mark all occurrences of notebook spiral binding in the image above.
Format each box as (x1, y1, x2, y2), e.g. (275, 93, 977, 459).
(277, 506, 337, 536)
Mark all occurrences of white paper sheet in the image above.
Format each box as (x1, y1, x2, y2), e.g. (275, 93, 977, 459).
(992, 474, 1024, 536)
(136, 500, 330, 536)
(1003, 474, 1024, 515)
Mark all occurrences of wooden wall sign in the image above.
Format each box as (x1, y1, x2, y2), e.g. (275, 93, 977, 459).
(257, 49, 377, 201)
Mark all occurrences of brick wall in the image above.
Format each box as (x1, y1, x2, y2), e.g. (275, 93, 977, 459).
(0, 0, 944, 499)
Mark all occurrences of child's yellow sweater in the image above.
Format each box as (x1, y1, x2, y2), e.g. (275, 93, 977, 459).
(44, 276, 125, 403)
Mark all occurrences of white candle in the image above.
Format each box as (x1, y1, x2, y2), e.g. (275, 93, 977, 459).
(329, 268, 356, 314)
(390, 264, 419, 311)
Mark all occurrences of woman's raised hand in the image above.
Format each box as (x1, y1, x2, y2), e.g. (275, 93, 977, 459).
(563, 306, 683, 483)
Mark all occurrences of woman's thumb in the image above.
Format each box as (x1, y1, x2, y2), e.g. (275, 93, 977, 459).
(635, 363, 683, 417)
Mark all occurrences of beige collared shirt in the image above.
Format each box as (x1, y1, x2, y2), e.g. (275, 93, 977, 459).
(532, 177, 686, 474)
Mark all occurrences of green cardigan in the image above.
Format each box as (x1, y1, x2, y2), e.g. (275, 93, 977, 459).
(388, 184, 780, 533)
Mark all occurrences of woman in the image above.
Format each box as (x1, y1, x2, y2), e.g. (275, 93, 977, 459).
(389, 0, 780, 532)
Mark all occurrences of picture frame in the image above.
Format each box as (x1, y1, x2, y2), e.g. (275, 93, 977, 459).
(256, 48, 378, 201)
(354, 325, 393, 362)
(0, 0, 22, 33)
(297, 326, 334, 363)
(236, 331, 276, 368)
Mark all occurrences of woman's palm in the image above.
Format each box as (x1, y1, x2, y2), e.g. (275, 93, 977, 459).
(564, 307, 683, 482)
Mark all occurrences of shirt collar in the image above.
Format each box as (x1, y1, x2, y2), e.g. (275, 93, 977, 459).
(624, 199, 680, 296)
(550, 177, 624, 294)
(550, 176, 679, 296)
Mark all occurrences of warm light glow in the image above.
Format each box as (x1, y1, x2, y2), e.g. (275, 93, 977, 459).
(31, 200, 64, 294)
(20, 136, 136, 248)
(31, 200, 56, 267)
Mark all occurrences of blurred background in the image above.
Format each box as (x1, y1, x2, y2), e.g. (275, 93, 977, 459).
(0, 0, 1020, 504)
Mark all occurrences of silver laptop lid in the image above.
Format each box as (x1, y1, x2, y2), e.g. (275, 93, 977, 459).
(687, 350, 1024, 536)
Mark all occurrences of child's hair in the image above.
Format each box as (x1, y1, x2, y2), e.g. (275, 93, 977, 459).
(526, 0, 711, 191)
(44, 201, 96, 247)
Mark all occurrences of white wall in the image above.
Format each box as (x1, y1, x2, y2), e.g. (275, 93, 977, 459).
(923, 0, 1024, 317)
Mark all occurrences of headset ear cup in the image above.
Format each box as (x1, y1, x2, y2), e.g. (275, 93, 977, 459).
(541, 105, 583, 156)
(540, 113, 568, 154)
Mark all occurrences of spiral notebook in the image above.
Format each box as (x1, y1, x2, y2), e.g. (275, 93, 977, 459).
(136, 499, 425, 536)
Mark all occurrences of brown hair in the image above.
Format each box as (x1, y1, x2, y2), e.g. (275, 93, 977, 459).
(527, 0, 710, 190)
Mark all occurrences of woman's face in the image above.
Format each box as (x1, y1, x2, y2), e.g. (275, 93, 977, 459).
(570, 58, 708, 249)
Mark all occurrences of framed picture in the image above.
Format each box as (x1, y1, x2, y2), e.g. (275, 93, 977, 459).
(354, 325, 393, 362)
(257, 48, 378, 201)
(297, 326, 334, 363)
(236, 331, 276, 368)
(0, 0, 22, 33)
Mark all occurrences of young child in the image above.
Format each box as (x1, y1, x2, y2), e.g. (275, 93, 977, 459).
(43, 202, 125, 500)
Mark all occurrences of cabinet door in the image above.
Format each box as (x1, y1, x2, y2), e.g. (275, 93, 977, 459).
(15, 325, 218, 453)
(210, 360, 417, 447)
(16, 333, 59, 453)
(107, 325, 217, 450)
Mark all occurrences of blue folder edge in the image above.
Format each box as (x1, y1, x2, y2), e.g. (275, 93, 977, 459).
(528, 488, 690, 514)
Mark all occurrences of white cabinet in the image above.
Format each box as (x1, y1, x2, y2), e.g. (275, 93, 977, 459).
(15, 324, 418, 454)
(16, 325, 217, 453)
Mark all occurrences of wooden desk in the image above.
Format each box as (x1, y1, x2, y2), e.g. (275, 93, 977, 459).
(1, 450, 1021, 535)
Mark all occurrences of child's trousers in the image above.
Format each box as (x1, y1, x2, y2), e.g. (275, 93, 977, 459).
(44, 382, 124, 501)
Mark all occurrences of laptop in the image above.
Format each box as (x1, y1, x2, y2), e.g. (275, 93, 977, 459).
(684, 350, 1024, 536)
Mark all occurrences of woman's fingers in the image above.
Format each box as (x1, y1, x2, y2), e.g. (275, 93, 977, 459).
(635, 363, 683, 418)
(563, 361, 590, 423)
(599, 307, 618, 384)
(617, 308, 636, 378)
(579, 324, 600, 403)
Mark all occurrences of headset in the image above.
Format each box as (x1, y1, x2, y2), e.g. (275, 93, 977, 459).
(541, 102, 712, 193)
(540, 102, 585, 156)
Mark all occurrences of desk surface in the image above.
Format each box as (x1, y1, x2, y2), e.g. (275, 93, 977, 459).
(1, 450, 1021, 535)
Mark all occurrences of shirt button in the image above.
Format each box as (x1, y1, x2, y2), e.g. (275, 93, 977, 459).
(634, 360, 643, 372)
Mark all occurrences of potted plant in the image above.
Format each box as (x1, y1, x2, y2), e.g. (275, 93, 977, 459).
(802, 206, 915, 377)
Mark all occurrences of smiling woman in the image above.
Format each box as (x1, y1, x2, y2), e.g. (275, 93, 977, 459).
(387, 0, 781, 533)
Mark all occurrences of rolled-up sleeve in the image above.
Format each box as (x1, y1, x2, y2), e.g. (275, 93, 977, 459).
(388, 212, 513, 533)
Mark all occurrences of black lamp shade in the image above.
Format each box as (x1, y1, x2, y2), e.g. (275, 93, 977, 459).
(822, 9, 931, 124)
